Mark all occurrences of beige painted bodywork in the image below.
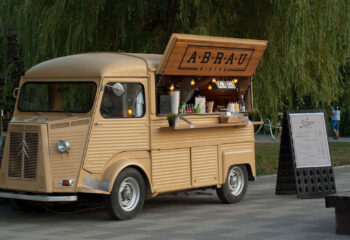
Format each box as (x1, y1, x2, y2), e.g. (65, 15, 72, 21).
(0, 34, 266, 199)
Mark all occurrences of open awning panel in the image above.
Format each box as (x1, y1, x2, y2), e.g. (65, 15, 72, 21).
(157, 34, 268, 77)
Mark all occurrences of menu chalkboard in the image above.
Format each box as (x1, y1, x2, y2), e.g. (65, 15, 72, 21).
(275, 110, 336, 198)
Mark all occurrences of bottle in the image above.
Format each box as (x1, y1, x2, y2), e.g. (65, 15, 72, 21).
(178, 106, 183, 114)
(196, 104, 201, 113)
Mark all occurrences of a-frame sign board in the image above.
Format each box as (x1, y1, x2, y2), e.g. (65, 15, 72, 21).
(275, 110, 336, 199)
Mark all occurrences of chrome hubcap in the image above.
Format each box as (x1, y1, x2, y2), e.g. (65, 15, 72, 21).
(228, 166, 244, 196)
(118, 177, 140, 211)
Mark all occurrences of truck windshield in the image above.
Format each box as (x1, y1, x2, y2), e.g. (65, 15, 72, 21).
(18, 82, 96, 113)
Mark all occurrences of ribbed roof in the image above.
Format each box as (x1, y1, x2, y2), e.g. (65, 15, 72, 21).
(25, 53, 162, 77)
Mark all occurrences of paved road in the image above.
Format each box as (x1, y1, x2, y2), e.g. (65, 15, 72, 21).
(1, 167, 350, 240)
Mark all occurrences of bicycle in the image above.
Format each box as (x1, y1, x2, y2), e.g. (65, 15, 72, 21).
(253, 109, 282, 142)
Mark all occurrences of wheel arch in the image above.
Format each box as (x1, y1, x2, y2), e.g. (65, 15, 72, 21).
(101, 152, 153, 197)
(222, 163, 255, 183)
(222, 149, 256, 183)
(244, 164, 255, 181)
(124, 165, 152, 199)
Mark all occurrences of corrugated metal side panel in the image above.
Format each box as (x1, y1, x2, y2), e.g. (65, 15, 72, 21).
(151, 148, 191, 192)
(151, 116, 254, 150)
(220, 142, 254, 152)
(191, 145, 218, 187)
(84, 118, 149, 173)
(49, 123, 89, 191)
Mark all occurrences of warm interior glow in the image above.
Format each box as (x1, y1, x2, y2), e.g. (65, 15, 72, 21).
(212, 77, 217, 84)
(208, 84, 213, 90)
(127, 109, 132, 116)
(190, 79, 195, 86)
(170, 83, 175, 91)
(233, 78, 239, 84)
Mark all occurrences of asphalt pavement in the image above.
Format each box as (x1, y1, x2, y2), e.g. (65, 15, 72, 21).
(0, 166, 350, 239)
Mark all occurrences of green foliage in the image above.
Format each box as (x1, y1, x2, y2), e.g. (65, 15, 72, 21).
(339, 60, 350, 135)
(256, 142, 350, 175)
(0, 0, 349, 130)
(167, 113, 177, 121)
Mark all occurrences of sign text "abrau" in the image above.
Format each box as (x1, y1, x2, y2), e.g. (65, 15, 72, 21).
(179, 45, 254, 72)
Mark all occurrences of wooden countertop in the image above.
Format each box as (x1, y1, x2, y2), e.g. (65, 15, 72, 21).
(159, 121, 249, 131)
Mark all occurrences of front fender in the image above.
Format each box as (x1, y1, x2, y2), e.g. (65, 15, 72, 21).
(101, 151, 152, 193)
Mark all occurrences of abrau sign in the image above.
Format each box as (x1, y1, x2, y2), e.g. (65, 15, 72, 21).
(157, 34, 267, 77)
(179, 46, 254, 72)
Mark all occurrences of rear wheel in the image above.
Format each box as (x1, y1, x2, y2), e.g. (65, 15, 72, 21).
(104, 168, 145, 220)
(216, 165, 248, 204)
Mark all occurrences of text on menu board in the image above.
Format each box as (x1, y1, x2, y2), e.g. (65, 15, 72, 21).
(289, 113, 331, 168)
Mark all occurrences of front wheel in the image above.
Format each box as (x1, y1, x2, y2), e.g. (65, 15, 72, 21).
(104, 168, 145, 220)
(216, 165, 248, 204)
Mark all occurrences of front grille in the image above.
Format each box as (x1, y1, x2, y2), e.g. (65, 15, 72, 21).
(8, 132, 23, 178)
(24, 133, 39, 178)
(8, 130, 39, 179)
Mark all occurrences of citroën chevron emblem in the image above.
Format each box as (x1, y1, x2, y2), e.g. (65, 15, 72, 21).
(17, 138, 30, 160)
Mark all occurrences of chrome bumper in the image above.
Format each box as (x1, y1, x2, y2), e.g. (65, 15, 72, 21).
(0, 191, 77, 202)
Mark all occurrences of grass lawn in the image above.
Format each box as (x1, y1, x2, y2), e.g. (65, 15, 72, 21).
(255, 142, 350, 176)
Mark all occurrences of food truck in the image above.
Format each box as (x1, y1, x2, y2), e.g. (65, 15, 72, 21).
(0, 34, 267, 220)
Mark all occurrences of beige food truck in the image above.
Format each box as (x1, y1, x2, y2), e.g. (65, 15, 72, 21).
(0, 34, 267, 220)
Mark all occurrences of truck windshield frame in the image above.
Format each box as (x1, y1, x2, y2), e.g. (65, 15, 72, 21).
(18, 81, 97, 113)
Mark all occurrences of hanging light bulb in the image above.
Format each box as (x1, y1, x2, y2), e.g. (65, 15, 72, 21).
(212, 77, 217, 84)
(208, 84, 213, 90)
(170, 82, 174, 91)
(190, 79, 195, 86)
(127, 109, 133, 117)
(232, 78, 239, 84)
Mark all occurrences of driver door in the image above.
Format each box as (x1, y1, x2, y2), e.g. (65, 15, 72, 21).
(83, 77, 150, 173)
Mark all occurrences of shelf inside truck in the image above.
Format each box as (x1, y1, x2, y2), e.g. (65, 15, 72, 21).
(159, 121, 249, 131)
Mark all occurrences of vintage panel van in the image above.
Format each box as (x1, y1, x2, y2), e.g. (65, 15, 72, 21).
(0, 34, 267, 220)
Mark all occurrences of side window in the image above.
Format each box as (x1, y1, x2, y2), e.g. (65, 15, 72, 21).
(100, 82, 145, 118)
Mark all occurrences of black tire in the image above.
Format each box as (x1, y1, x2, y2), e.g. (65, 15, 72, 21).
(216, 165, 248, 204)
(104, 168, 145, 220)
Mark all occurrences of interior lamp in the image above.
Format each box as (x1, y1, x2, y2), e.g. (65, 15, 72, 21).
(212, 77, 217, 84)
(170, 82, 175, 91)
(208, 84, 213, 90)
(190, 79, 195, 86)
(127, 109, 133, 117)
(232, 78, 239, 84)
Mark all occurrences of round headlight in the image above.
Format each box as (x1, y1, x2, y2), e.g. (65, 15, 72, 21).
(57, 139, 70, 153)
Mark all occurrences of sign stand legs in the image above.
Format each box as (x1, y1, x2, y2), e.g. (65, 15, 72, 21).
(275, 111, 297, 195)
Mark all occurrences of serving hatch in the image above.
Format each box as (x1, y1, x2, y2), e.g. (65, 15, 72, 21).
(156, 33, 268, 77)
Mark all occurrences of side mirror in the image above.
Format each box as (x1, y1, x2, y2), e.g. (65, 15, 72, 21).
(12, 88, 19, 99)
(104, 83, 125, 96)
